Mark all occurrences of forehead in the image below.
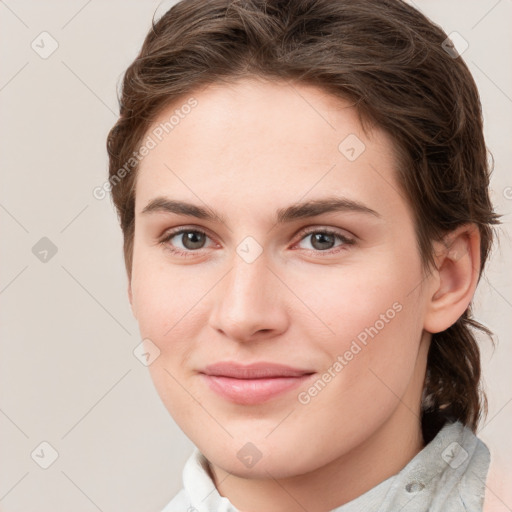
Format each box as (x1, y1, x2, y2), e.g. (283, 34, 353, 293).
(134, 77, 405, 221)
(142, 77, 373, 158)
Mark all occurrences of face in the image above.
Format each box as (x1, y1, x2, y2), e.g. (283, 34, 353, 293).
(129, 77, 431, 479)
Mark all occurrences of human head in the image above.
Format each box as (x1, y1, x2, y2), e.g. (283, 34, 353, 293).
(106, 0, 500, 449)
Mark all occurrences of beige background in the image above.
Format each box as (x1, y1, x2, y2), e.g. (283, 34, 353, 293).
(0, 1, 511, 511)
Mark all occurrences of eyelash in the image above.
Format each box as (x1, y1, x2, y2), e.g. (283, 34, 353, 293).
(158, 226, 355, 258)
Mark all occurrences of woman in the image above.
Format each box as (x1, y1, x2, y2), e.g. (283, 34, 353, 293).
(106, 0, 503, 510)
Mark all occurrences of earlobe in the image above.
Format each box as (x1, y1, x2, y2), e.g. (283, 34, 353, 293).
(423, 224, 481, 334)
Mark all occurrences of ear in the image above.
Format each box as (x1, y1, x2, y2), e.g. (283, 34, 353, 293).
(423, 223, 481, 334)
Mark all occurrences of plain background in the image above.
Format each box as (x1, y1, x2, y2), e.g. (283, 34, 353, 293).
(0, 1, 511, 510)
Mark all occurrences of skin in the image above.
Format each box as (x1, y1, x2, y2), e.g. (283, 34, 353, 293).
(128, 77, 481, 512)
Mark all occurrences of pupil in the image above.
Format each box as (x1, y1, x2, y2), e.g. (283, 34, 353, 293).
(312, 233, 334, 250)
(184, 231, 205, 249)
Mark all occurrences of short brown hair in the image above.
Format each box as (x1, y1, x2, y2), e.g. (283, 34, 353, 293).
(106, 0, 501, 443)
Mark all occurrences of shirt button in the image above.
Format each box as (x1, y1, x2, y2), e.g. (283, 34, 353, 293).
(405, 481, 425, 493)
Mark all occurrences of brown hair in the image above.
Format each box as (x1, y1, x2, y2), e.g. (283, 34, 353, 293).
(106, 0, 501, 443)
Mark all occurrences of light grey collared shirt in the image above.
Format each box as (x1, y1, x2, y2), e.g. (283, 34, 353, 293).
(162, 420, 490, 512)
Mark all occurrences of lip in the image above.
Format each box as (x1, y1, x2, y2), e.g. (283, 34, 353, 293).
(199, 361, 315, 405)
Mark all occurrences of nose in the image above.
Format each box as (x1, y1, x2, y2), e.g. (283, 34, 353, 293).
(208, 252, 289, 343)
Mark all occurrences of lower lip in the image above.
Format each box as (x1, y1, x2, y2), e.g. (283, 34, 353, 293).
(201, 374, 314, 405)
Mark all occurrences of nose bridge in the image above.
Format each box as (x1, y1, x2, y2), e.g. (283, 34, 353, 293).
(224, 249, 271, 314)
(209, 247, 286, 340)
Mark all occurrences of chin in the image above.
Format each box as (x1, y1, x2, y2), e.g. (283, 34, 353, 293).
(202, 439, 322, 480)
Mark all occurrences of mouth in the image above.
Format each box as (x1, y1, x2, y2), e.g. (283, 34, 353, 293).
(199, 361, 316, 405)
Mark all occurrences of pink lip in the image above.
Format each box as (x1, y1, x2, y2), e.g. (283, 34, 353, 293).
(200, 362, 315, 405)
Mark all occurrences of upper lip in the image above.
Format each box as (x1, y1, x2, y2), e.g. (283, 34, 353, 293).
(201, 361, 315, 379)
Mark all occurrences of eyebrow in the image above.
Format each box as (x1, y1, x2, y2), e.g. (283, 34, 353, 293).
(140, 196, 381, 224)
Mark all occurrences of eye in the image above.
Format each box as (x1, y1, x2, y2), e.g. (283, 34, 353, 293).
(159, 228, 214, 257)
(159, 226, 355, 258)
(294, 228, 355, 254)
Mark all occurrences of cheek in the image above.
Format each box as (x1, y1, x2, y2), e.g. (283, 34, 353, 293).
(290, 246, 420, 344)
(130, 257, 205, 420)
(291, 246, 424, 405)
(131, 246, 208, 339)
